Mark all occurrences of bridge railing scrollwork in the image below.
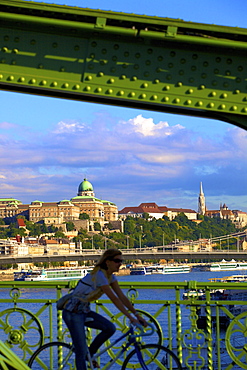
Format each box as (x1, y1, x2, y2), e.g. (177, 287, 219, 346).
(0, 279, 247, 369)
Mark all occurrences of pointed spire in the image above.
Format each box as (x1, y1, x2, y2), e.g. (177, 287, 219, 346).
(200, 182, 204, 195)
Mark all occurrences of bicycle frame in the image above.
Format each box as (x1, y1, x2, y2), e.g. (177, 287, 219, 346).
(59, 323, 154, 370)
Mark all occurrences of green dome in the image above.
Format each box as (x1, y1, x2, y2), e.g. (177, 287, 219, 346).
(78, 178, 94, 193)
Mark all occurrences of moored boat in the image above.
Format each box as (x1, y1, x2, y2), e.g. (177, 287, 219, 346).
(14, 267, 92, 281)
(209, 259, 247, 272)
(151, 264, 191, 274)
(130, 266, 152, 275)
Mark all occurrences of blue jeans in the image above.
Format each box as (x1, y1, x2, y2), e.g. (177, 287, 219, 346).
(62, 309, 116, 370)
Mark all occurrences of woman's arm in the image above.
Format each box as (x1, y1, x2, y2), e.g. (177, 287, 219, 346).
(100, 284, 138, 324)
(110, 280, 147, 325)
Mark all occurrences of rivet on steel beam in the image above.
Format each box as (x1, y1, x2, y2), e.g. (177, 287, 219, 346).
(12, 49, 18, 54)
(52, 43, 58, 48)
(111, 67, 116, 73)
(166, 74, 172, 80)
(151, 95, 158, 100)
(156, 68, 162, 73)
(173, 98, 180, 104)
(199, 85, 205, 90)
(135, 53, 141, 58)
(192, 54, 198, 60)
(39, 64, 44, 69)
(227, 59, 232, 64)
(40, 80, 47, 86)
(158, 56, 163, 61)
(214, 69, 219, 74)
(234, 89, 240, 94)
(51, 82, 58, 87)
(60, 67, 66, 72)
(4, 36, 9, 41)
(90, 53, 95, 59)
(146, 60, 151, 66)
(223, 82, 229, 87)
(114, 44, 119, 50)
(84, 86, 91, 91)
(196, 101, 203, 106)
(30, 40, 36, 45)
(18, 77, 25, 82)
(131, 76, 137, 81)
(91, 42, 97, 47)
(185, 100, 192, 105)
(144, 72, 149, 77)
(102, 49, 107, 54)
(124, 52, 129, 57)
(122, 63, 128, 68)
(112, 56, 117, 61)
(219, 104, 226, 110)
(1, 59, 6, 63)
(238, 66, 243, 72)
(191, 66, 197, 71)
(62, 83, 69, 88)
(95, 87, 102, 93)
(106, 89, 113, 94)
(203, 62, 209, 67)
(120, 75, 126, 80)
(180, 59, 186, 64)
(170, 51, 176, 57)
(97, 72, 104, 77)
(0, 75, 3, 79)
(29, 78, 36, 84)
(187, 89, 194, 94)
(201, 73, 207, 78)
(162, 97, 169, 102)
(207, 102, 215, 108)
(216, 57, 221, 63)
(221, 93, 228, 99)
(209, 91, 217, 97)
(163, 85, 170, 91)
(134, 64, 139, 70)
(100, 60, 107, 65)
(73, 84, 80, 90)
(242, 107, 247, 113)
(153, 79, 160, 84)
(225, 70, 231, 76)
(177, 82, 183, 87)
(179, 70, 184, 75)
(141, 83, 148, 88)
(129, 92, 136, 97)
(236, 77, 241, 83)
(86, 75, 93, 81)
(74, 45, 80, 51)
(212, 81, 217, 86)
(117, 91, 125, 96)
(147, 49, 153, 54)
(168, 63, 173, 68)
(8, 76, 14, 81)
(11, 60, 16, 65)
(2, 47, 8, 52)
(230, 106, 238, 111)
(140, 93, 147, 99)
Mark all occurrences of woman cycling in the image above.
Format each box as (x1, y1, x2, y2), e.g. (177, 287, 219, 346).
(62, 248, 147, 369)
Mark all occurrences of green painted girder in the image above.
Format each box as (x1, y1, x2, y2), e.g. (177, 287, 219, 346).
(0, 0, 247, 130)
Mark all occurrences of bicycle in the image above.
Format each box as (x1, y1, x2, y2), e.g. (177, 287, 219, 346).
(28, 321, 182, 369)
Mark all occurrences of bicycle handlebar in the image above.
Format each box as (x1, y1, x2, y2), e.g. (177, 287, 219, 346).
(131, 322, 155, 338)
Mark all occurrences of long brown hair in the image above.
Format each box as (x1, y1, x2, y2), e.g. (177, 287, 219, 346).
(91, 248, 122, 274)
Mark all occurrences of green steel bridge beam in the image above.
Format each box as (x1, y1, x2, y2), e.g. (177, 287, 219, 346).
(0, 0, 247, 130)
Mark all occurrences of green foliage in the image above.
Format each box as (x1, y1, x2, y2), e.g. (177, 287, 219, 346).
(94, 222, 101, 231)
(79, 213, 90, 220)
(66, 221, 75, 231)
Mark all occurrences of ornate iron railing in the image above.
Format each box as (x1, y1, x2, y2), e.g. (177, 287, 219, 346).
(0, 279, 247, 369)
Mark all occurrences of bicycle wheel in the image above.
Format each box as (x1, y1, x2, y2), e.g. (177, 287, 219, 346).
(28, 341, 75, 370)
(121, 343, 182, 370)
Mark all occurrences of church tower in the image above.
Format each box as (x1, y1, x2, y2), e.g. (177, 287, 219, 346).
(198, 182, 206, 215)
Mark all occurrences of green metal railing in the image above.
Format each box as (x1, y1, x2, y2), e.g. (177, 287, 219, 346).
(0, 280, 247, 369)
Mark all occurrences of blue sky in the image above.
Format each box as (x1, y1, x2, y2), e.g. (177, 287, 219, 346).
(0, 0, 246, 213)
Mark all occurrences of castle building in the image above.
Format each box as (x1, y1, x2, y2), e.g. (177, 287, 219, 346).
(0, 179, 118, 225)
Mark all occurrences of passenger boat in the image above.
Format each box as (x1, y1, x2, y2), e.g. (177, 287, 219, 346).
(130, 266, 152, 275)
(14, 267, 92, 281)
(151, 264, 191, 274)
(209, 259, 247, 272)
